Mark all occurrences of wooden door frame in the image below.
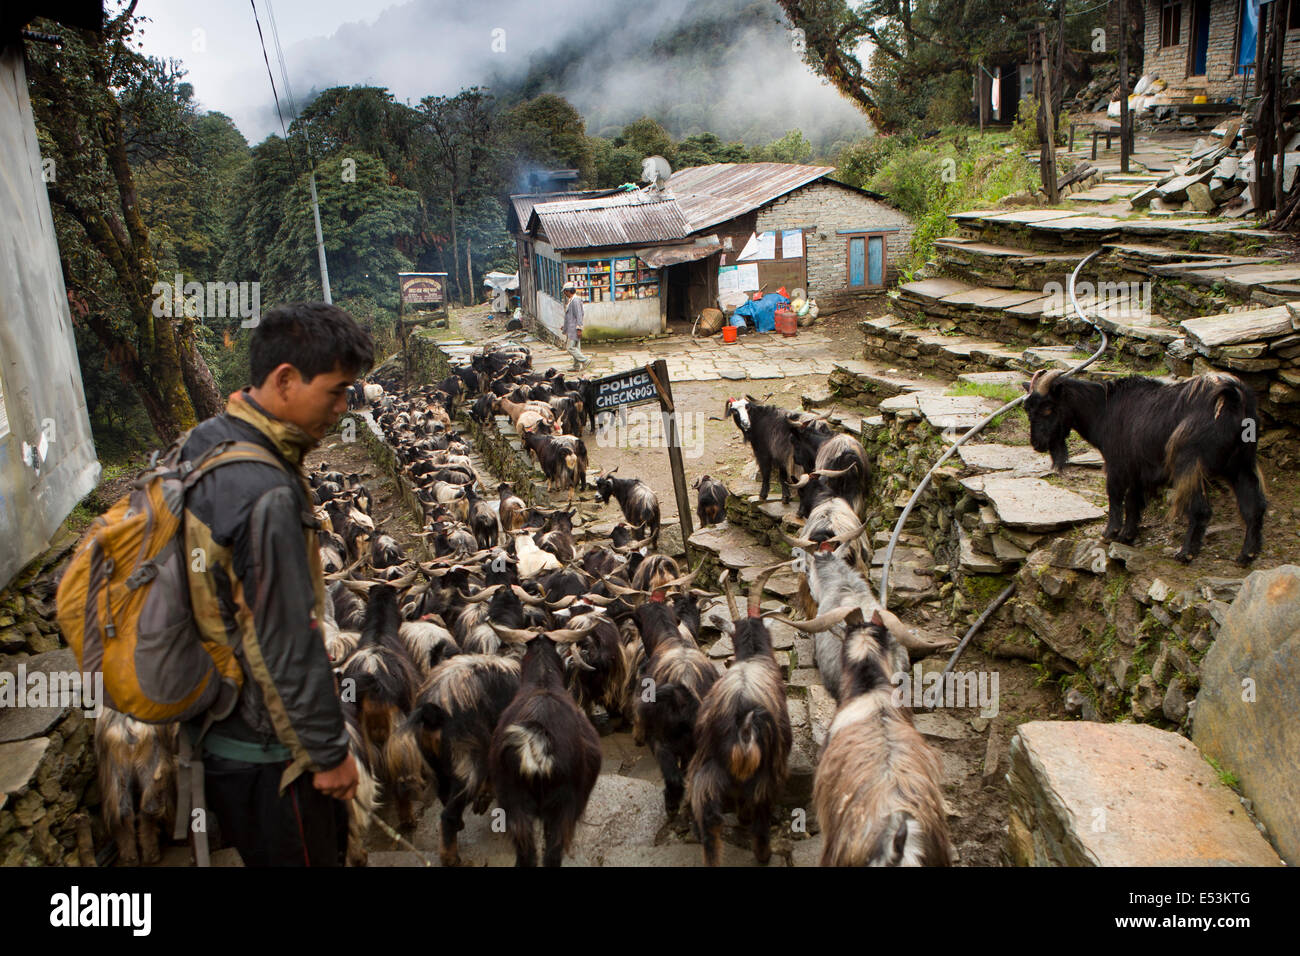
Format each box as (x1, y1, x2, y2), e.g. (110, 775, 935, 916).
(844, 232, 888, 289)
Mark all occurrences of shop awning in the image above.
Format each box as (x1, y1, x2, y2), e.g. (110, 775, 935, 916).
(635, 235, 722, 269)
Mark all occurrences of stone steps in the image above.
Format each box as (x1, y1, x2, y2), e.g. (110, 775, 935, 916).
(950, 207, 1276, 255)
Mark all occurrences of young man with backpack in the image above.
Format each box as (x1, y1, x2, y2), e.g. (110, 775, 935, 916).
(179, 302, 373, 866)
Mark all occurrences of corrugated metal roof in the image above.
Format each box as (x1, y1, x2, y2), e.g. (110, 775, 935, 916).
(529, 191, 693, 250)
(635, 235, 722, 268)
(668, 163, 835, 232)
(508, 189, 616, 235)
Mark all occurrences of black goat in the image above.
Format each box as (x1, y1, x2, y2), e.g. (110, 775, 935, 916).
(725, 396, 799, 503)
(632, 597, 718, 816)
(488, 623, 603, 867)
(692, 474, 729, 527)
(403, 654, 522, 866)
(686, 571, 791, 866)
(595, 468, 660, 545)
(1023, 369, 1266, 565)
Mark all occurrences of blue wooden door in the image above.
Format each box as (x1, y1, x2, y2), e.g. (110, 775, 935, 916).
(868, 236, 884, 286)
(848, 237, 865, 286)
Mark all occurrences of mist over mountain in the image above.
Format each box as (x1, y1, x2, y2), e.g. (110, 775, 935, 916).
(211, 0, 869, 150)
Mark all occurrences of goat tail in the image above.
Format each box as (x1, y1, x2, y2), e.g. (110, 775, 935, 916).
(382, 716, 428, 792)
(728, 710, 765, 782)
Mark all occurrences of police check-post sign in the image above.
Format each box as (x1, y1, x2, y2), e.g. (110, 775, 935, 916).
(593, 367, 661, 413)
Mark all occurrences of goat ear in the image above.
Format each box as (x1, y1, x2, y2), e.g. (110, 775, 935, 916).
(869, 609, 884, 628)
(1021, 380, 1031, 393)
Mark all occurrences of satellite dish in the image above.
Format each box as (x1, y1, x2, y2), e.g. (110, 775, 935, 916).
(641, 155, 672, 191)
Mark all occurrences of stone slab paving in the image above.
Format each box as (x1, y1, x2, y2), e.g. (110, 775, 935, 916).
(467, 329, 841, 385)
(914, 393, 1002, 432)
(958, 475, 1105, 531)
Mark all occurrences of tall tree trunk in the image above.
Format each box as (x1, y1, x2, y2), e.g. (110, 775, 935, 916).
(466, 235, 474, 307)
(448, 195, 463, 305)
(177, 315, 225, 419)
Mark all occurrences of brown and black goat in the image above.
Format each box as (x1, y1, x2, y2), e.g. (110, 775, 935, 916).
(686, 570, 792, 865)
(488, 622, 603, 867)
(625, 568, 718, 816)
(1022, 369, 1266, 565)
(94, 709, 177, 866)
(594, 468, 661, 545)
(338, 581, 426, 829)
(813, 609, 954, 866)
(692, 474, 729, 527)
(401, 654, 522, 866)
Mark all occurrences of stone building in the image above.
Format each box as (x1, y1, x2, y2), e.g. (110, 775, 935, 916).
(509, 163, 913, 341)
(1141, 0, 1300, 102)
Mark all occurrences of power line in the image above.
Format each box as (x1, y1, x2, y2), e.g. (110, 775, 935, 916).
(249, 0, 332, 302)
(248, 0, 300, 180)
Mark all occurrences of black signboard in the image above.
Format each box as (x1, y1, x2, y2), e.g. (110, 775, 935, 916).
(592, 366, 661, 413)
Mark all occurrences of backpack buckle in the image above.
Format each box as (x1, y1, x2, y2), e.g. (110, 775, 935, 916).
(126, 563, 157, 589)
(178, 461, 195, 477)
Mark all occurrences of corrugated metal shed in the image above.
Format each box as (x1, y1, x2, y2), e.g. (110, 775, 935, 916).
(529, 191, 693, 250)
(668, 163, 835, 232)
(514, 163, 879, 253)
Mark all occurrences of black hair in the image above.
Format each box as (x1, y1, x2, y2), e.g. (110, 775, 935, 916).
(248, 302, 375, 386)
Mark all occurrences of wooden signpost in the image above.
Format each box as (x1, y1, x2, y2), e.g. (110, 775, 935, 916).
(591, 358, 694, 550)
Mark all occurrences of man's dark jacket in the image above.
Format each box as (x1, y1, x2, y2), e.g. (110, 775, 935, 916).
(181, 388, 346, 792)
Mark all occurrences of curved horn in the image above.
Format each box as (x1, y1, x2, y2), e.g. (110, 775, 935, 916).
(457, 584, 503, 604)
(1035, 368, 1063, 395)
(722, 573, 740, 620)
(510, 585, 547, 606)
(323, 556, 367, 582)
(781, 530, 815, 551)
(566, 644, 597, 671)
(749, 562, 789, 615)
(543, 594, 579, 610)
(760, 604, 861, 633)
(830, 518, 871, 545)
(489, 622, 538, 645)
(814, 464, 857, 480)
(792, 473, 812, 490)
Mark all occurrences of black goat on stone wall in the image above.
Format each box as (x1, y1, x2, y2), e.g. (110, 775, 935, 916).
(1022, 369, 1266, 565)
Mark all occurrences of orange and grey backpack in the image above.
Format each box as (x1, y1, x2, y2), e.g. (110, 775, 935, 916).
(56, 431, 292, 724)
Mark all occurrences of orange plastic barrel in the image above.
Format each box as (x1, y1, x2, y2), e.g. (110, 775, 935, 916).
(722, 324, 738, 343)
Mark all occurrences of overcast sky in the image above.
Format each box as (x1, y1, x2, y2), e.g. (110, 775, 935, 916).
(132, 0, 870, 147)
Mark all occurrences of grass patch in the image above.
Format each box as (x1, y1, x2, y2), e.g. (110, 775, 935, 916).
(946, 381, 1023, 405)
(836, 128, 1041, 273)
(1205, 755, 1240, 790)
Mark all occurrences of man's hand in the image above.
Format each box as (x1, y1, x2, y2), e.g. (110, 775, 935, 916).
(575, 328, 582, 339)
(313, 752, 359, 801)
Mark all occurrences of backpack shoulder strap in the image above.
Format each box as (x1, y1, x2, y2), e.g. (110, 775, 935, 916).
(178, 440, 292, 492)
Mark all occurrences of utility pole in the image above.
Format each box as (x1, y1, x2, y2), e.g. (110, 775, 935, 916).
(1119, 0, 1130, 173)
(308, 171, 331, 304)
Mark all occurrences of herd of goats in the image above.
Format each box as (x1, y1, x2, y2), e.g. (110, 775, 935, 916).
(93, 334, 1272, 868)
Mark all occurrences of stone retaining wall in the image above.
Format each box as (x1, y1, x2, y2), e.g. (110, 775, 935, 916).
(0, 532, 102, 866)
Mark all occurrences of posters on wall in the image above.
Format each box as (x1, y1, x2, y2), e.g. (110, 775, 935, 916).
(718, 263, 760, 292)
(781, 229, 803, 258)
(736, 230, 777, 261)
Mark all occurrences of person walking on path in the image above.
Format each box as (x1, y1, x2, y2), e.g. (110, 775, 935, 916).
(563, 282, 592, 371)
(181, 301, 373, 866)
